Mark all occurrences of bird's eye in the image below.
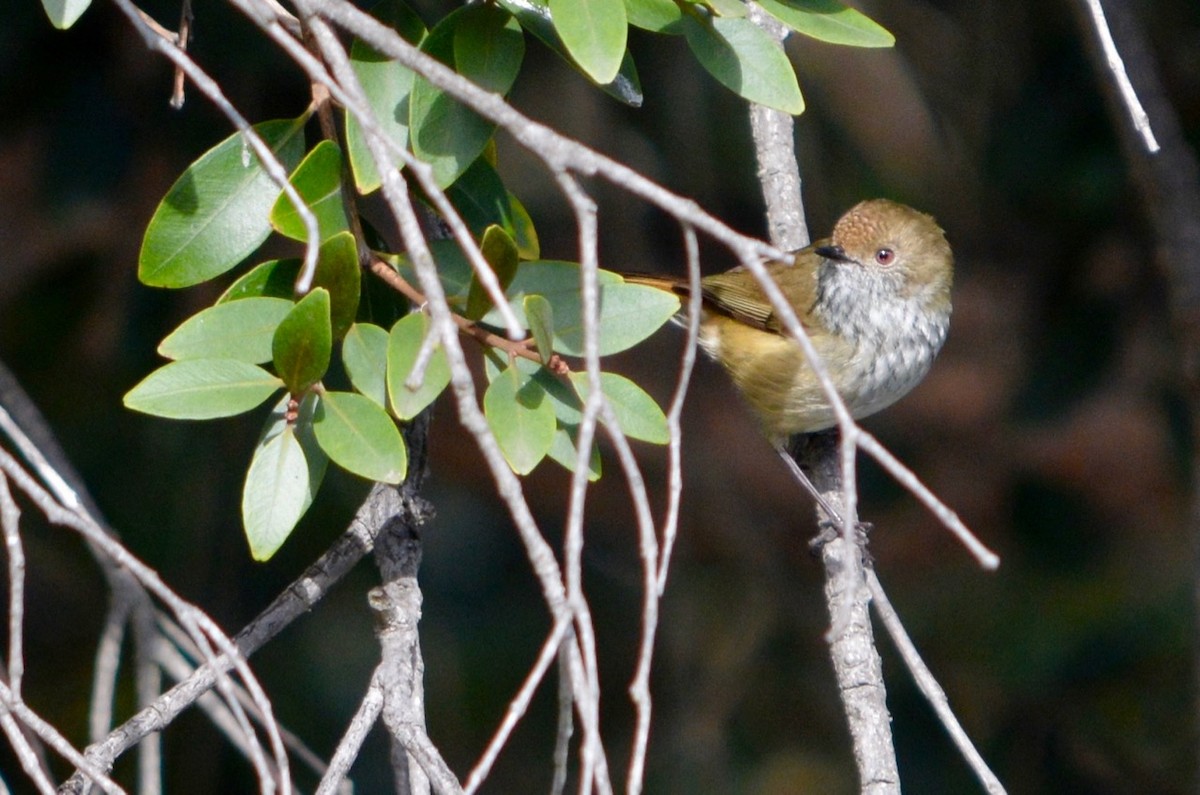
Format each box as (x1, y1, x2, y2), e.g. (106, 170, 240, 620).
(875, 248, 895, 266)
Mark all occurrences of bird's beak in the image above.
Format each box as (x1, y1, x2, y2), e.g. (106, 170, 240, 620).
(815, 245, 853, 263)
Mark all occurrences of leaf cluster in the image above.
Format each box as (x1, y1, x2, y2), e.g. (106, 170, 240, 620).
(119, 0, 893, 559)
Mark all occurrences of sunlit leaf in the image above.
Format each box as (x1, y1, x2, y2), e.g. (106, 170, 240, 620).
(42, 0, 91, 29)
(549, 0, 627, 84)
(124, 359, 282, 420)
(270, 140, 350, 242)
(387, 312, 452, 420)
(757, 0, 894, 47)
(570, 371, 669, 443)
(410, 5, 523, 187)
(345, 0, 426, 193)
(547, 424, 601, 480)
(217, 258, 301, 303)
(243, 393, 327, 561)
(497, 0, 643, 106)
(484, 362, 556, 474)
(682, 13, 805, 114)
(343, 322, 390, 406)
(158, 297, 294, 363)
(523, 294, 555, 364)
(273, 288, 332, 394)
(139, 118, 307, 288)
(624, 0, 682, 33)
(314, 390, 407, 483)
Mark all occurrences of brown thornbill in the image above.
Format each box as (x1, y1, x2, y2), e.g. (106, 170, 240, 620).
(625, 199, 953, 442)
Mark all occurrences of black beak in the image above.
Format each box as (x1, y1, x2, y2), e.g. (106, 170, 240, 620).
(815, 244, 853, 263)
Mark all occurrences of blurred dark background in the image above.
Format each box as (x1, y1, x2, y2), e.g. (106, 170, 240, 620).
(2, 0, 1198, 792)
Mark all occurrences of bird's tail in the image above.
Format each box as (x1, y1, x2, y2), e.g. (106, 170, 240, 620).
(618, 271, 691, 295)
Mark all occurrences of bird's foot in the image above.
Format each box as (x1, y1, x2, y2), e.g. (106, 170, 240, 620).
(809, 519, 874, 566)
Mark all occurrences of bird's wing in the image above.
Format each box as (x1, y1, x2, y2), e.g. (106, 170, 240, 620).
(700, 242, 824, 333)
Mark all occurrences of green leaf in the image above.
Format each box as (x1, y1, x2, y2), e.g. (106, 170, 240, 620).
(270, 140, 350, 242)
(217, 258, 301, 303)
(465, 225, 521, 320)
(570, 371, 669, 444)
(243, 393, 328, 560)
(446, 157, 540, 260)
(484, 363, 556, 474)
(497, 0, 643, 106)
(701, 0, 747, 17)
(314, 391, 407, 483)
(42, 0, 91, 29)
(523, 294, 555, 364)
(314, 232, 363, 339)
(158, 297, 294, 363)
(682, 13, 805, 114)
(547, 424, 601, 480)
(273, 288, 332, 394)
(387, 313, 452, 420)
(345, 0, 426, 194)
(549, 0, 627, 84)
(485, 264, 679, 355)
(483, 351, 583, 424)
(625, 0, 682, 33)
(343, 323, 390, 406)
(410, 6, 522, 188)
(757, 0, 893, 47)
(124, 359, 283, 420)
(454, 4, 526, 93)
(139, 118, 307, 288)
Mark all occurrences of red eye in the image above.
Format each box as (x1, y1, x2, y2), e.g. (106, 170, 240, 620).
(875, 248, 895, 265)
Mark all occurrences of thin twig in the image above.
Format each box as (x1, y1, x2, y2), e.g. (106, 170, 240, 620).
(316, 669, 383, 795)
(1079, 0, 1159, 153)
(866, 570, 1006, 794)
(463, 618, 572, 795)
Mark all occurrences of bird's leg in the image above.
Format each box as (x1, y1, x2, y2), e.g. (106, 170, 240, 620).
(776, 435, 873, 560)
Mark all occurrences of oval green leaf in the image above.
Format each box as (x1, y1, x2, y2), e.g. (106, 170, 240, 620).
(158, 297, 294, 363)
(483, 351, 583, 424)
(314, 232, 362, 340)
(497, 0, 643, 105)
(757, 0, 893, 47)
(549, 0, 627, 84)
(570, 371, 669, 444)
(273, 288, 332, 394)
(682, 13, 805, 115)
(345, 0, 426, 194)
(270, 140, 350, 242)
(243, 393, 328, 561)
(547, 424, 602, 481)
(484, 364, 556, 474)
(554, 282, 680, 356)
(124, 359, 283, 420)
(410, 6, 520, 188)
(466, 225, 520, 320)
(314, 390, 407, 483)
(243, 425, 309, 560)
(523, 294, 555, 364)
(387, 312, 452, 420)
(453, 4, 526, 93)
(42, 0, 91, 29)
(343, 322, 390, 406)
(139, 117, 307, 288)
(217, 258, 301, 303)
(625, 0, 682, 33)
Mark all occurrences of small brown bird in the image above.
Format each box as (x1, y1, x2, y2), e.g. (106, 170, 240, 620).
(625, 199, 953, 442)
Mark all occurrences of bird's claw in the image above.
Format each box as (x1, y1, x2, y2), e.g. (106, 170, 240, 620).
(809, 519, 874, 566)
